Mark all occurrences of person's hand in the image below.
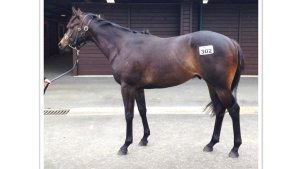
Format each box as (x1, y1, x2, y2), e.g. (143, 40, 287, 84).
(44, 79, 51, 87)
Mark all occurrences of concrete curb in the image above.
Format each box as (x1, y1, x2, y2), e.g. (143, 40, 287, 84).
(44, 106, 258, 116)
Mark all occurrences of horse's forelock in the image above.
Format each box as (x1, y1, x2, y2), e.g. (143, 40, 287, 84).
(67, 15, 76, 28)
(67, 15, 81, 28)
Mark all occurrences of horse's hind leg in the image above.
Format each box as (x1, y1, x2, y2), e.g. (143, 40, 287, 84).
(203, 85, 226, 152)
(215, 89, 242, 158)
(135, 89, 150, 146)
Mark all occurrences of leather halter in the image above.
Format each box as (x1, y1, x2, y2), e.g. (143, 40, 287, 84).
(64, 14, 100, 52)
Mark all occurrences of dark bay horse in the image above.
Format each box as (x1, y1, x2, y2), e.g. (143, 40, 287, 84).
(58, 7, 244, 158)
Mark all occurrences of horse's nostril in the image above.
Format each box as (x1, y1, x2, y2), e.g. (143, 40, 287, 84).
(58, 42, 62, 47)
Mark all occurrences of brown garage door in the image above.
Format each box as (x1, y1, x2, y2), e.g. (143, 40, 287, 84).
(76, 3, 180, 75)
(240, 5, 258, 75)
(76, 4, 128, 75)
(202, 4, 258, 75)
(130, 4, 180, 37)
(202, 5, 240, 41)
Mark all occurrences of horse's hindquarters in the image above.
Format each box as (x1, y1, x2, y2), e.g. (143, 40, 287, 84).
(191, 32, 239, 89)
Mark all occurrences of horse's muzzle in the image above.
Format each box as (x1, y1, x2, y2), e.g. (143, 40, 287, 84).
(58, 42, 67, 50)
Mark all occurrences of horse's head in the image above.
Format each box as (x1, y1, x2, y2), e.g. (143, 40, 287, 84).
(58, 7, 91, 50)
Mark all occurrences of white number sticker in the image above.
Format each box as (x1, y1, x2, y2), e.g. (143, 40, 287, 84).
(199, 45, 214, 55)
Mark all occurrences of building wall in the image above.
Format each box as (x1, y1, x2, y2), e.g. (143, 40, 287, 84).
(44, 19, 59, 58)
(239, 5, 258, 75)
(73, 1, 258, 75)
(201, 4, 258, 75)
(75, 3, 181, 75)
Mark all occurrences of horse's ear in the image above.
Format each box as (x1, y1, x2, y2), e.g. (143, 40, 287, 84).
(72, 6, 77, 16)
(77, 8, 82, 14)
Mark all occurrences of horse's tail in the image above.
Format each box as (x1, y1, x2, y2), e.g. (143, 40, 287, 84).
(231, 40, 245, 96)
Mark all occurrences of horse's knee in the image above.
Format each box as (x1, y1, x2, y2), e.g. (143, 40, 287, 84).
(125, 111, 134, 121)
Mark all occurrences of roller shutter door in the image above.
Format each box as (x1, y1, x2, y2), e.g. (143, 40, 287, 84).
(240, 5, 258, 75)
(130, 4, 180, 37)
(202, 4, 258, 75)
(76, 3, 180, 75)
(76, 4, 128, 75)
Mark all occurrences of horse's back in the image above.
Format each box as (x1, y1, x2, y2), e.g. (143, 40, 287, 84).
(190, 31, 235, 50)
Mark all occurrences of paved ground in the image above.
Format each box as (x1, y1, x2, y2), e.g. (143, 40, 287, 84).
(44, 56, 258, 169)
(44, 114, 258, 169)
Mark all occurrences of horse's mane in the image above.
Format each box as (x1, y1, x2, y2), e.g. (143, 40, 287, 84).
(88, 13, 151, 35)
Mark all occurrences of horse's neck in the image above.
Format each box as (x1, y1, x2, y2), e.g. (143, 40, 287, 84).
(89, 24, 127, 63)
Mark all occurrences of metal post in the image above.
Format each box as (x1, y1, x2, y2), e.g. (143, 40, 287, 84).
(199, 1, 203, 31)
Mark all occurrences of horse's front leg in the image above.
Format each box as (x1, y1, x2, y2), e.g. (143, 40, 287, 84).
(135, 89, 150, 146)
(118, 83, 136, 155)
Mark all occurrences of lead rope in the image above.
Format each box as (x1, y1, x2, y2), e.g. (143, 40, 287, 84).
(44, 14, 98, 94)
(44, 48, 80, 94)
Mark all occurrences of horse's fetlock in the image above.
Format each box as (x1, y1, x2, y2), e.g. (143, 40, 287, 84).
(212, 135, 220, 143)
(125, 139, 133, 145)
(235, 138, 242, 146)
(144, 129, 150, 136)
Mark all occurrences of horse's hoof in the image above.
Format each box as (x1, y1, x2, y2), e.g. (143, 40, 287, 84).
(203, 145, 213, 152)
(138, 140, 148, 146)
(228, 150, 239, 158)
(118, 148, 128, 155)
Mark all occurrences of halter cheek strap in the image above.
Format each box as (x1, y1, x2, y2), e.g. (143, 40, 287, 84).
(81, 14, 100, 31)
